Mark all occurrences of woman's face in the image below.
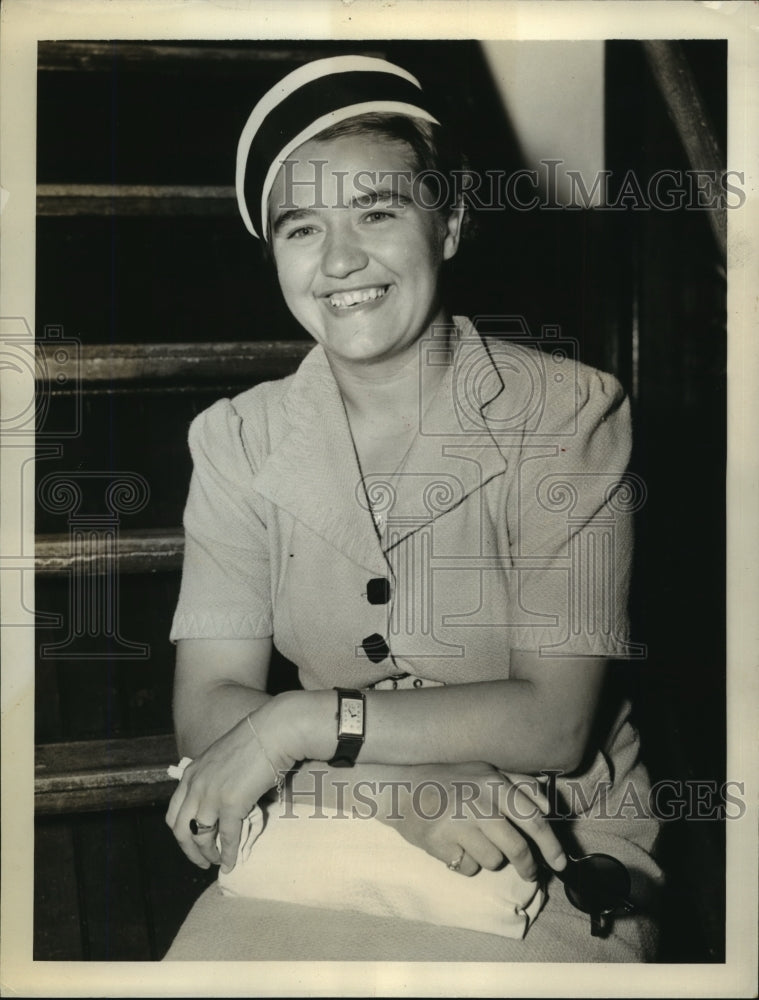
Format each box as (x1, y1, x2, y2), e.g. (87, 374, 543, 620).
(268, 133, 462, 366)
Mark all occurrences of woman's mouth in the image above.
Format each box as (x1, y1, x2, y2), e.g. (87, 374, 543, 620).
(327, 285, 389, 309)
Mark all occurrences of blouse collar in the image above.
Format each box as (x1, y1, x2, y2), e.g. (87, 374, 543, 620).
(252, 317, 510, 573)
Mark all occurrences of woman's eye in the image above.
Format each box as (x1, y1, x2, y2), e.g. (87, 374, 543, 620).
(287, 226, 317, 240)
(364, 210, 393, 223)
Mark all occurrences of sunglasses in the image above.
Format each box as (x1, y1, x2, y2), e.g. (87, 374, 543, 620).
(543, 851, 635, 937)
(539, 771, 635, 938)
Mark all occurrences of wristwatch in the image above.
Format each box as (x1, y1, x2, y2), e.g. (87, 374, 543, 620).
(327, 688, 366, 767)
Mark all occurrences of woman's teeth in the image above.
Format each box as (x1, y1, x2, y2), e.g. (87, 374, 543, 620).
(329, 286, 387, 309)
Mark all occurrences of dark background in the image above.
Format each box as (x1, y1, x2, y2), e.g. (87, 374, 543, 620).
(34, 39, 726, 960)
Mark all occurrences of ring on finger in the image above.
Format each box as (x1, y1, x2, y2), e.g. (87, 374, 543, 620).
(447, 846, 465, 872)
(189, 817, 218, 836)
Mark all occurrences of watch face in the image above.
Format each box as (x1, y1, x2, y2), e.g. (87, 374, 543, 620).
(339, 697, 364, 736)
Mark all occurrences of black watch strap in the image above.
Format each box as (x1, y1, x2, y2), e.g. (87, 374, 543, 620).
(327, 688, 365, 768)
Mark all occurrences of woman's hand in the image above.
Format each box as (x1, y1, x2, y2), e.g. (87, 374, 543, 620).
(165, 701, 296, 873)
(379, 762, 567, 881)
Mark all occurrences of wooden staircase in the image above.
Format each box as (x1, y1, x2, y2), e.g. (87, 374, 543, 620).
(32, 39, 342, 958)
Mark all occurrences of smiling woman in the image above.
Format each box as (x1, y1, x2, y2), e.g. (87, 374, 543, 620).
(162, 54, 662, 962)
(269, 132, 461, 369)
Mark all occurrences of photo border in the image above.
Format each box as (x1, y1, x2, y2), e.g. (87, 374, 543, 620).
(1, 1, 757, 996)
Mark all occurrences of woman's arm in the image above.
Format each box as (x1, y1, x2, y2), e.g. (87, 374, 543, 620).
(271, 651, 607, 777)
(168, 636, 280, 871)
(172, 637, 273, 757)
(173, 635, 605, 777)
(167, 644, 601, 874)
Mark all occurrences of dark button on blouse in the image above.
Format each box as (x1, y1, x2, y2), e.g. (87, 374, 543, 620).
(366, 578, 391, 605)
(361, 633, 390, 663)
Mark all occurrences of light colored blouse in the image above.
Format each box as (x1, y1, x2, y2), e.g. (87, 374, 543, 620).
(170, 316, 662, 952)
(171, 317, 638, 694)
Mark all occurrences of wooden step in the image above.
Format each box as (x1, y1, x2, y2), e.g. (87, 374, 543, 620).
(37, 184, 236, 216)
(37, 41, 385, 73)
(35, 734, 179, 814)
(37, 340, 311, 388)
(36, 528, 184, 576)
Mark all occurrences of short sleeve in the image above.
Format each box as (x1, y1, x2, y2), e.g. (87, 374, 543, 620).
(506, 365, 635, 657)
(170, 399, 273, 641)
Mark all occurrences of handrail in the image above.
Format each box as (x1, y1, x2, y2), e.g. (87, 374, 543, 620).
(642, 41, 726, 257)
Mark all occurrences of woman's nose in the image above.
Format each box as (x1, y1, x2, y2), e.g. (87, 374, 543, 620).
(320, 228, 369, 278)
